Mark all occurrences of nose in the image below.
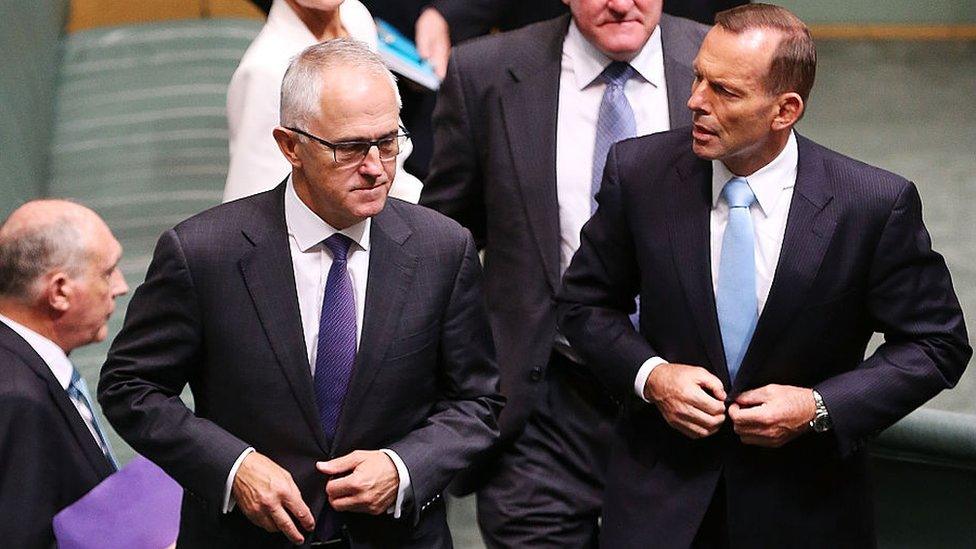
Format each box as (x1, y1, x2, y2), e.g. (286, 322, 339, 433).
(687, 80, 707, 113)
(607, 0, 634, 15)
(112, 268, 129, 297)
(359, 144, 384, 176)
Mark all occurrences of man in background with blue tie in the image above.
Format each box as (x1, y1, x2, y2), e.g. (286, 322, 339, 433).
(558, 4, 971, 547)
(0, 200, 126, 548)
(98, 39, 501, 548)
(420, 0, 708, 546)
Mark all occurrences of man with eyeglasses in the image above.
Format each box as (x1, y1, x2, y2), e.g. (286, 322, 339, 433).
(98, 38, 502, 548)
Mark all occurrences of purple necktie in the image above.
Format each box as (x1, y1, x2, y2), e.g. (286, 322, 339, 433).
(314, 233, 357, 441)
(314, 233, 357, 540)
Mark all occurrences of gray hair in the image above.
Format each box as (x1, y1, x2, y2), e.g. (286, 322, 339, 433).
(279, 38, 401, 128)
(0, 202, 92, 302)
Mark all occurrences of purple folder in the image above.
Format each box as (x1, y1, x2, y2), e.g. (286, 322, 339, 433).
(53, 455, 182, 549)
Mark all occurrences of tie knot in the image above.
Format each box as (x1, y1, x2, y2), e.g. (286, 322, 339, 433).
(722, 177, 756, 209)
(600, 61, 635, 88)
(323, 233, 354, 262)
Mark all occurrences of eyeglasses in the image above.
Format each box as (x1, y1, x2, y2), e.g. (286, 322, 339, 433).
(285, 126, 410, 165)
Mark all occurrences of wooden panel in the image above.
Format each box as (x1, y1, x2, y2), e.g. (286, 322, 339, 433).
(69, 0, 264, 32)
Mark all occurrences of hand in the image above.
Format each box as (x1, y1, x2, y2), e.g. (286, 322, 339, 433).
(415, 7, 451, 79)
(232, 452, 314, 545)
(644, 363, 727, 439)
(317, 450, 399, 515)
(728, 384, 816, 447)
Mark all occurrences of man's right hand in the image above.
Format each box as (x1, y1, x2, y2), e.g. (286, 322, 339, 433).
(232, 451, 314, 545)
(643, 363, 727, 439)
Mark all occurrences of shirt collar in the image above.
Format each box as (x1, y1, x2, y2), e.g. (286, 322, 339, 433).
(0, 313, 73, 390)
(564, 20, 664, 91)
(711, 130, 798, 216)
(284, 176, 371, 253)
(267, 0, 319, 46)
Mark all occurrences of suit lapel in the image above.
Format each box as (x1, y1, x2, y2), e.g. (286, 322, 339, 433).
(332, 204, 418, 448)
(0, 324, 114, 479)
(733, 137, 837, 392)
(238, 185, 329, 454)
(497, 16, 569, 294)
(660, 14, 698, 129)
(667, 153, 730, 386)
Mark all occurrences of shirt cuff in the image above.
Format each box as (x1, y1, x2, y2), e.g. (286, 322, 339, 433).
(634, 357, 668, 403)
(222, 447, 255, 513)
(379, 449, 411, 519)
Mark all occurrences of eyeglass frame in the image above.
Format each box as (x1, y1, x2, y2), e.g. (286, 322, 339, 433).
(284, 126, 410, 165)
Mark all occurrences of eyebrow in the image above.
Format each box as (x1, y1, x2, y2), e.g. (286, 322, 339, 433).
(331, 129, 400, 143)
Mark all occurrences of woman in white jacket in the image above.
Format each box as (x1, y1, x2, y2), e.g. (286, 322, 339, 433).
(224, 0, 422, 203)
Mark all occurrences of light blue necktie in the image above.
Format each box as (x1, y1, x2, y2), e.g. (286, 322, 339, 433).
(67, 368, 119, 470)
(592, 61, 637, 214)
(592, 62, 640, 327)
(716, 177, 758, 381)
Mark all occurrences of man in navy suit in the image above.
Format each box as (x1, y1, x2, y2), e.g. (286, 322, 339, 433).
(0, 200, 127, 548)
(558, 4, 971, 547)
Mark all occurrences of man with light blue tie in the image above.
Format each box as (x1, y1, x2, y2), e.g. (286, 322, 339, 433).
(0, 200, 127, 548)
(558, 4, 970, 547)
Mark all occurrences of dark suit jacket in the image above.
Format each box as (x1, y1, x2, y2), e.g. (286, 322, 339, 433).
(0, 323, 114, 548)
(98, 184, 503, 548)
(557, 129, 972, 547)
(421, 14, 708, 446)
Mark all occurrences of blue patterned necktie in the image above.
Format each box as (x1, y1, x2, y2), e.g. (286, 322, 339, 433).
(592, 61, 637, 213)
(67, 368, 119, 470)
(716, 177, 758, 381)
(314, 233, 357, 541)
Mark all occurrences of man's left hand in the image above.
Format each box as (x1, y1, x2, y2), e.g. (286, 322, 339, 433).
(317, 450, 399, 515)
(728, 384, 816, 447)
(415, 7, 451, 79)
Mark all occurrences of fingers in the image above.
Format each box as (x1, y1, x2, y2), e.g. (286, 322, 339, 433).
(318, 450, 367, 476)
(282, 488, 315, 533)
(269, 506, 305, 545)
(695, 370, 728, 402)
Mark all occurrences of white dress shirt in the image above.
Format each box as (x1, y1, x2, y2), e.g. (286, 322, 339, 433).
(223, 0, 422, 204)
(556, 21, 671, 275)
(634, 131, 799, 399)
(223, 177, 411, 517)
(0, 314, 110, 455)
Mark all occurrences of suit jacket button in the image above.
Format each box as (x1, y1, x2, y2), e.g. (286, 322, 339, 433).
(530, 366, 543, 382)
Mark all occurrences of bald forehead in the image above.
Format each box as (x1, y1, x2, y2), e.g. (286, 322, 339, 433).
(2, 200, 100, 234)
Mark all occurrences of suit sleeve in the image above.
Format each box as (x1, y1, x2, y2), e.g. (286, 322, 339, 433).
(97, 229, 251, 510)
(557, 145, 662, 400)
(387, 230, 503, 524)
(816, 182, 971, 457)
(419, 48, 487, 248)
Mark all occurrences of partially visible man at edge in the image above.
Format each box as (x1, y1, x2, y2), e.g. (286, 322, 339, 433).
(558, 4, 971, 547)
(0, 200, 128, 548)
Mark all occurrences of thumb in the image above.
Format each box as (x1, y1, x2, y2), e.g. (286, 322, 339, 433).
(735, 388, 765, 407)
(317, 451, 366, 476)
(696, 370, 727, 402)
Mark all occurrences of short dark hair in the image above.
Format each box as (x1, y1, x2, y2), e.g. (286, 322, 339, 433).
(715, 3, 817, 104)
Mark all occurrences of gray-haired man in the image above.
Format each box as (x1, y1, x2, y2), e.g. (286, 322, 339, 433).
(99, 39, 502, 548)
(0, 200, 128, 548)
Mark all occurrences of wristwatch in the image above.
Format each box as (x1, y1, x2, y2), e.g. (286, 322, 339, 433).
(809, 389, 832, 433)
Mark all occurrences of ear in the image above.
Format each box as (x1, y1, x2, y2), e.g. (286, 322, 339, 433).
(772, 92, 803, 131)
(273, 126, 303, 169)
(46, 271, 72, 313)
